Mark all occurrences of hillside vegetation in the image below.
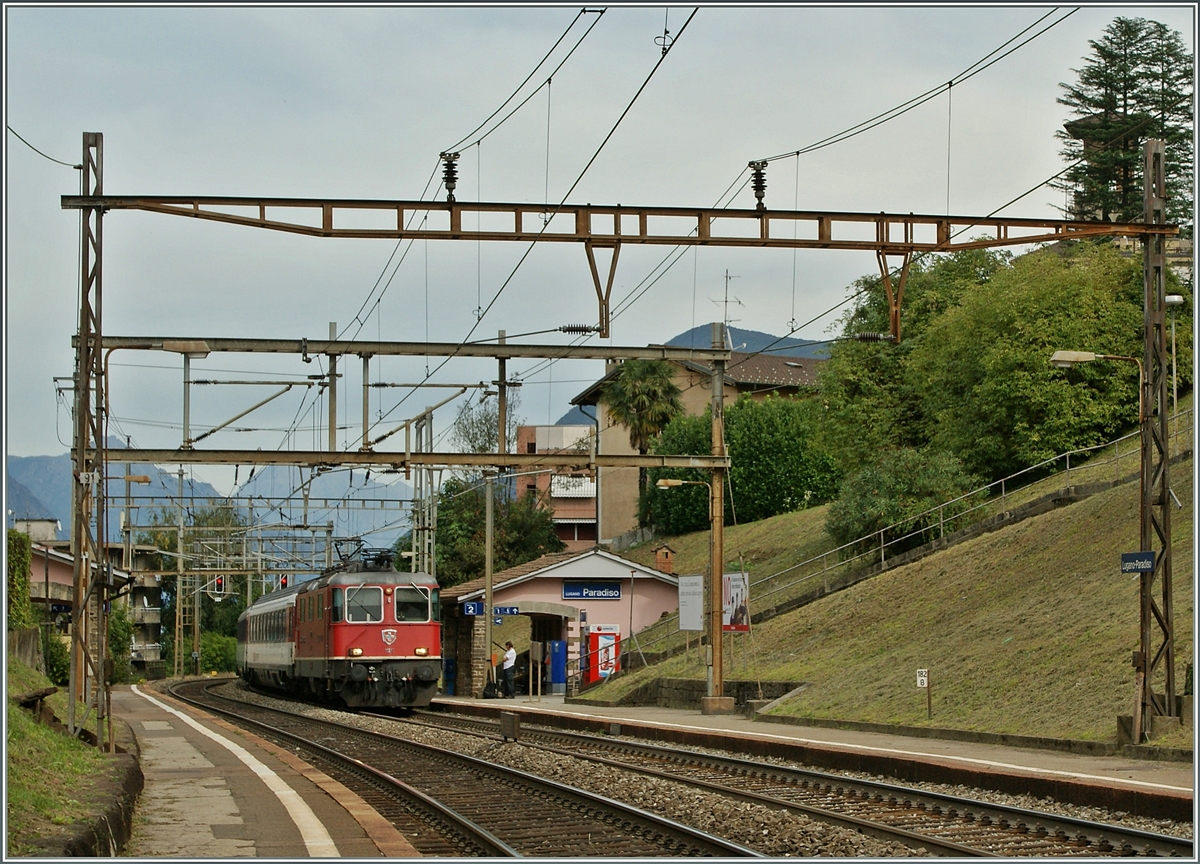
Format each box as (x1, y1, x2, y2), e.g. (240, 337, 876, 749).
(6, 658, 122, 856)
(604, 456, 1193, 745)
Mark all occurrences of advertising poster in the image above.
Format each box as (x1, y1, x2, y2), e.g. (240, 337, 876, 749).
(677, 574, 704, 631)
(722, 571, 750, 632)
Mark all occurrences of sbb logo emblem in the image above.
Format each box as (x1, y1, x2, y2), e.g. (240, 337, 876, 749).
(381, 629, 397, 645)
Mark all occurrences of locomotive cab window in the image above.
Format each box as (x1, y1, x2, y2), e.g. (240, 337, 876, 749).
(345, 586, 383, 623)
(331, 588, 343, 622)
(395, 587, 429, 622)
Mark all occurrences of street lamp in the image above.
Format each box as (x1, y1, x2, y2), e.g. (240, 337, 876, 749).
(1050, 350, 1145, 420)
(656, 476, 732, 712)
(163, 341, 211, 449)
(1051, 347, 1152, 740)
(1165, 295, 1184, 450)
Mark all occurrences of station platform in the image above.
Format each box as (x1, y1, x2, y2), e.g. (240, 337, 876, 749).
(431, 693, 1194, 820)
(111, 684, 418, 858)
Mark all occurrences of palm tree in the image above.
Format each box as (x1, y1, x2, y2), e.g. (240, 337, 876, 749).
(599, 359, 684, 501)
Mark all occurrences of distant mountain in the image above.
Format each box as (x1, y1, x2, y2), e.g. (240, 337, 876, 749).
(555, 405, 598, 426)
(7, 440, 228, 541)
(6, 478, 58, 523)
(665, 325, 827, 359)
(234, 464, 412, 546)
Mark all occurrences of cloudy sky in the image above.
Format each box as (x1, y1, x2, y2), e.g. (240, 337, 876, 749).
(5, 4, 1195, 495)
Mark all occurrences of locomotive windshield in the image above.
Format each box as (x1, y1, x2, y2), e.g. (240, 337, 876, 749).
(345, 585, 383, 622)
(395, 586, 429, 622)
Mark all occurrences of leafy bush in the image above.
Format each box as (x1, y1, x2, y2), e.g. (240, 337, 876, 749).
(41, 632, 70, 686)
(7, 530, 33, 631)
(825, 448, 982, 554)
(645, 396, 841, 535)
(200, 632, 237, 673)
(107, 603, 134, 684)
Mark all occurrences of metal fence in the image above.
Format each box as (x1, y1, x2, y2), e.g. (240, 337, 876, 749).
(578, 407, 1194, 686)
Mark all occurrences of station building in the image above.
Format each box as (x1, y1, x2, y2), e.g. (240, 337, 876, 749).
(439, 548, 679, 698)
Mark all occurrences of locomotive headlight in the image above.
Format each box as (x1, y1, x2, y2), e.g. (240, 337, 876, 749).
(349, 647, 364, 657)
(415, 647, 429, 656)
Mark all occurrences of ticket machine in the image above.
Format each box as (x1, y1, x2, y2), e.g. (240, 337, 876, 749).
(584, 624, 620, 684)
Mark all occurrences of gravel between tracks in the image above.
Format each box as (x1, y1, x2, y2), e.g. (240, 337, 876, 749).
(214, 683, 1191, 854)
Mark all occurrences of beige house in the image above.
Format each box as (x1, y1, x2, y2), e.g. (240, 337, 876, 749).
(571, 349, 822, 543)
(515, 424, 597, 551)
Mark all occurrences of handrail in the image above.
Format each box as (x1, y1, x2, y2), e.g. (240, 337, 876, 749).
(614, 408, 1194, 662)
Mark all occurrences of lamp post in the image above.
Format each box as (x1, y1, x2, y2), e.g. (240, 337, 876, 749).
(1165, 295, 1184, 453)
(656, 477, 734, 713)
(1051, 348, 1159, 742)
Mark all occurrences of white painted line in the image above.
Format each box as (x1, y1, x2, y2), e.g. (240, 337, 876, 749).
(509, 704, 1194, 795)
(132, 685, 339, 856)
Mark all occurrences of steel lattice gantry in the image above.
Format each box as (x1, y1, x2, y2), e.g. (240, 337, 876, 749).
(63, 135, 1180, 735)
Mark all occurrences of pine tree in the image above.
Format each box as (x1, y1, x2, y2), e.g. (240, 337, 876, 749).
(1054, 17, 1193, 235)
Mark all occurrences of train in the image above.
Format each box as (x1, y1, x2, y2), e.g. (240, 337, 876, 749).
(236, 547, 442, 709)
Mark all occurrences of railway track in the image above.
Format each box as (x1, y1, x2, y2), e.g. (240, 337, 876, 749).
(168, 680, 761, 857)
(393, 708, 1194, 858)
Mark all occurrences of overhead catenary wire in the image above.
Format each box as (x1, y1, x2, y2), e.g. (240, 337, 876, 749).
(7, 125, 82, 168)
(362, 8, 699, 443)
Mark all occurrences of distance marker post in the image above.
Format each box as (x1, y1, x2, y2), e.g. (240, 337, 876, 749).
(917, 668, 931, 719)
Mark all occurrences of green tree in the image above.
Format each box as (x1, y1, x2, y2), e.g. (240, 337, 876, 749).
(395, 478, 565, 588)
(908, 243, 1170, 480)
(6, 529, 33, 631)
(199, 632, 237, 673)
(600, 359, 684, 507)
(1054, 16, 1194, 233)
(825, 448, 981, 554)
(644, 396, 841, 535)
(107, 602, 134, 684)
(817, 248, 1012, 472)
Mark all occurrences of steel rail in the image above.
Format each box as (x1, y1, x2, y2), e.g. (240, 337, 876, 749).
(404, 709, 1194, 858)
(167, 681, 517, 856)
(172, 680, 763, 857)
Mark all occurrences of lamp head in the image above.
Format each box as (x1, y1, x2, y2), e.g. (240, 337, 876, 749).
(162, 340, 211, 360)
(1166, 294, 1185, 308)
(1050, 350, 1096, 369)
(656, 478, 684, 489)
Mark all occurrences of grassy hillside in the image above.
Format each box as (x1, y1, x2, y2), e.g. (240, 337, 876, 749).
(6, 658, 122, 855)
(599, 456, 1193, 745)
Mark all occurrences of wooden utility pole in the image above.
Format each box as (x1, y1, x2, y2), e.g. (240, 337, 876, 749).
(702, 321, 734, 714)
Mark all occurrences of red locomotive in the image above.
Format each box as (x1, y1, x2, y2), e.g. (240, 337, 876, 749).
(236, 548, 442, 709)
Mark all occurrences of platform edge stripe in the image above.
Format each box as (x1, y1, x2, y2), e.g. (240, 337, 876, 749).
(207, 715, 421, 857)
(131, 685, 339, 856)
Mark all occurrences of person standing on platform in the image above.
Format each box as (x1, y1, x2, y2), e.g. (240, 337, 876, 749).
(501, 641, 517, 698)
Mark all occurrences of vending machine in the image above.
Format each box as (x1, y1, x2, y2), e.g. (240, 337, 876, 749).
(585, 624, 620, 684)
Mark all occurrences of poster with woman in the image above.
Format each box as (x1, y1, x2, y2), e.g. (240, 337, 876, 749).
(722, 571, 750, 632)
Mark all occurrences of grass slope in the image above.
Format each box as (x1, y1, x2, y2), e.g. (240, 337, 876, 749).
(6, 657, 123, 856)
(598, 458, 1193, 744)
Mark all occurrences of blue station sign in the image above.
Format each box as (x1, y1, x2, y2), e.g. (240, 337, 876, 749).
(462, 601, 484, 616)
(563, 581, 622, 600)
(493, 605, 520, 616)
(1120, 551, 1156, 574)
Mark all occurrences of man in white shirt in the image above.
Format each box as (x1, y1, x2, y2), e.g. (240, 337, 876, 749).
(501, 641, 517, 698)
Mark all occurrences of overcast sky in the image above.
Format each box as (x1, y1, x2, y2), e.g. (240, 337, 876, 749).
(5, 3, 1195, 496)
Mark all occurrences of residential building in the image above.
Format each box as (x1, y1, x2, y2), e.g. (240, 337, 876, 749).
(571, 343, 822, 543)
(515, 424, 597, 551)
